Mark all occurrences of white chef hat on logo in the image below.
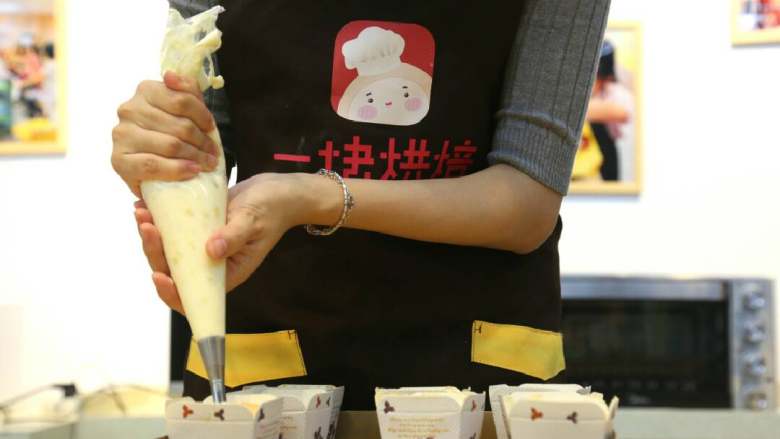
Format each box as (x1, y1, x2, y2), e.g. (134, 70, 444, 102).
(342, 26, 405, 76)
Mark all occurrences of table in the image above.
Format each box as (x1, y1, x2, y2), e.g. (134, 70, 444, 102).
(3, 409, 779, 439)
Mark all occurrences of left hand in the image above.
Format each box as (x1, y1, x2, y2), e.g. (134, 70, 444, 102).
(135, 173, 325, 311)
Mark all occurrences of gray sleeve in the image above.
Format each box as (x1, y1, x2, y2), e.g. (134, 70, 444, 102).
(488, 0, 611, 195)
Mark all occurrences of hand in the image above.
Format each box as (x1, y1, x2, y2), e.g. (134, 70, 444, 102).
(134, 173, 331, 312)
(134, 199, 184, 314)
(112, 72, 219, 198)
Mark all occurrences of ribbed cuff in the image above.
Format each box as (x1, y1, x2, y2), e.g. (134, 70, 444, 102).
(488, 112, 577, 196)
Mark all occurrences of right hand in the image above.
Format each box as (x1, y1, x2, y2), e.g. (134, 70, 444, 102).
(112, 71, 219, 198)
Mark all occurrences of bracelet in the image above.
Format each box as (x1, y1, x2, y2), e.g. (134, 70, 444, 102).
(305, 169, 355, 236)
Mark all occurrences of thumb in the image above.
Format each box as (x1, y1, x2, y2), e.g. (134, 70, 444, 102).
(207, 209, 256, 259)
(163, 71, 203, 101)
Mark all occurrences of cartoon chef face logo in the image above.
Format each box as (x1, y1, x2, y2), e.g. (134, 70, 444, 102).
(332, 22, 435, 126)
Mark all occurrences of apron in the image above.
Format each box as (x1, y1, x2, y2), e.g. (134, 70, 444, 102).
(182, 0, 565, 410)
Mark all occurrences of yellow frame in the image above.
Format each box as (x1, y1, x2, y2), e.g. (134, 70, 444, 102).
(731, 0, 780, 45)
(0, 0, 67, 155)
(569, 20, 643, 196)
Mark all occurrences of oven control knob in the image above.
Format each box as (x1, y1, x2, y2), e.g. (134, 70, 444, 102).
(743, 323, 766, 343)
(745, 391, 769, 410)
(743, 292, 767, 310)
(743, 355, 768, 377)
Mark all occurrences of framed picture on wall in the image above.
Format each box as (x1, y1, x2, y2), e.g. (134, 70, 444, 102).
(0, 0, 65, 155)
(732, 0, 780, 45)
(570, 21, 642, 195)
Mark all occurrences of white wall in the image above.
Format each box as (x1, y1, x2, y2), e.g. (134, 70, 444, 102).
(1, 0, 778, 402)
(0, 0, 171, 400)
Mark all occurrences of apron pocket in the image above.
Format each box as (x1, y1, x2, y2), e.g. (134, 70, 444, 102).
(471, 320, 565, 380)
(186, 331, 307, 388)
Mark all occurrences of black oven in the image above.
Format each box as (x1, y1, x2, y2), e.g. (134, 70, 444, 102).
(560, 276, 776, 410)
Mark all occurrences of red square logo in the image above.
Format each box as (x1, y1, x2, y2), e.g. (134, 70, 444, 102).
(331, 21, 435, 126)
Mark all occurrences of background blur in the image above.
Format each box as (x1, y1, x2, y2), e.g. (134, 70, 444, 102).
(0, 0, 779, 403)
(0, 0, 58, 145)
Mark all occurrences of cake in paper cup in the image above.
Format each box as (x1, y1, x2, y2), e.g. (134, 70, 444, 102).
(488, 384, 586, 439)
(375, 387, 486, 439)
(165, 393, 282, 439)
(493, 384, 618, 439)
(235, 385, 334, 439)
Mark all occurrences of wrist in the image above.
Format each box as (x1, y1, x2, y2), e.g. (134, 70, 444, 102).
(293, 172, 344, 227)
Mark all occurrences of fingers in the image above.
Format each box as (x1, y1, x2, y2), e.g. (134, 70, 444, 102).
(126, 104, 218, 162)
(113, 122, 216, 182)
(206, 208, 258, 260)
(139, 222, 170, 274)
(133, 206, 183, 314)
(163, 71, 202, 100)
(134, 205, 152, 225)
(112, 77, 217, 197)
(152, 272, 185, 315)
(137, 78, 214, 133)
(118, 151, 201, 182)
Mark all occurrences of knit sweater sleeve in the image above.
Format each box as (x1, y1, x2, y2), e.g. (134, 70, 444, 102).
(488, 0, 611, 195)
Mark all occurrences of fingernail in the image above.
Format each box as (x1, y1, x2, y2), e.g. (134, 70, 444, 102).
(187, 162, 201, 174)
(207, 139, 218, 155)
(206, 154, 218, 169)
(209, 238, 227, 258)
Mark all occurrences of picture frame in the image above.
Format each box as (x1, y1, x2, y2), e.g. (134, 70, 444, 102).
(0, 0, 66, 155)
(569, 21, 643, 196)
(731, 0, 780, 45)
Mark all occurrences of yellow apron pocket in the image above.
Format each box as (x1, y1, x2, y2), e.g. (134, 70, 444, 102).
(471, 320, 565, 381)
(186, 331, 307, 388)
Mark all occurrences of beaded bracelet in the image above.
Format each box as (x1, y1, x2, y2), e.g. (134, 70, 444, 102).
(305, 169, 355, 236)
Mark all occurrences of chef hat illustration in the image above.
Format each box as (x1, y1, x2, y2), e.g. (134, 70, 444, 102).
(342, 26, 405, 76)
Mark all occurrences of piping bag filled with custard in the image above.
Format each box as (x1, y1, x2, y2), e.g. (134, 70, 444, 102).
(142, 6, 228, 403)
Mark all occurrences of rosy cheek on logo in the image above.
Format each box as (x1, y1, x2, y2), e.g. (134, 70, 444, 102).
(405, 97, 422, 112)
(357, 105, 378, 120)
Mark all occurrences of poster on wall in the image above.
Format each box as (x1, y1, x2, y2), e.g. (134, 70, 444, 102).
(732, 0, 780, 45)
(0, 0, 65, 155)
(570, 21, 642, 195)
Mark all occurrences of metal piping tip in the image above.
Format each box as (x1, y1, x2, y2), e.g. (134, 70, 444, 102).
(197, 336, 226, 404)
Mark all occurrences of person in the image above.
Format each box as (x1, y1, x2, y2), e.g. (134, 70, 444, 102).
(9, 35, 44, 119)
(112, 0, 611, 409)
(579, 40, 632, 181)
(36, 43, 56, 122)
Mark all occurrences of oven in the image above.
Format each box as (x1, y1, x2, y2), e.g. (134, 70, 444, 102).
(560, 276, 776, 410)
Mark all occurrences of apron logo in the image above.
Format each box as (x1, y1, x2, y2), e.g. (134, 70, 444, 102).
(331, 21, 435, 126)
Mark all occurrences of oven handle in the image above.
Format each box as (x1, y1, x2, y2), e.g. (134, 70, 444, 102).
(561, 277, 727, 301)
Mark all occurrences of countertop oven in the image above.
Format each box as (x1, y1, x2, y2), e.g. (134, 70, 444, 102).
(561, 276, 776, 410)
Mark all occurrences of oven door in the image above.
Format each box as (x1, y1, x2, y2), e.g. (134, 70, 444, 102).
(561, 277, 730, 408)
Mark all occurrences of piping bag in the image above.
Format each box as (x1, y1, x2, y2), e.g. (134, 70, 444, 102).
(142, 6, 228, 403)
